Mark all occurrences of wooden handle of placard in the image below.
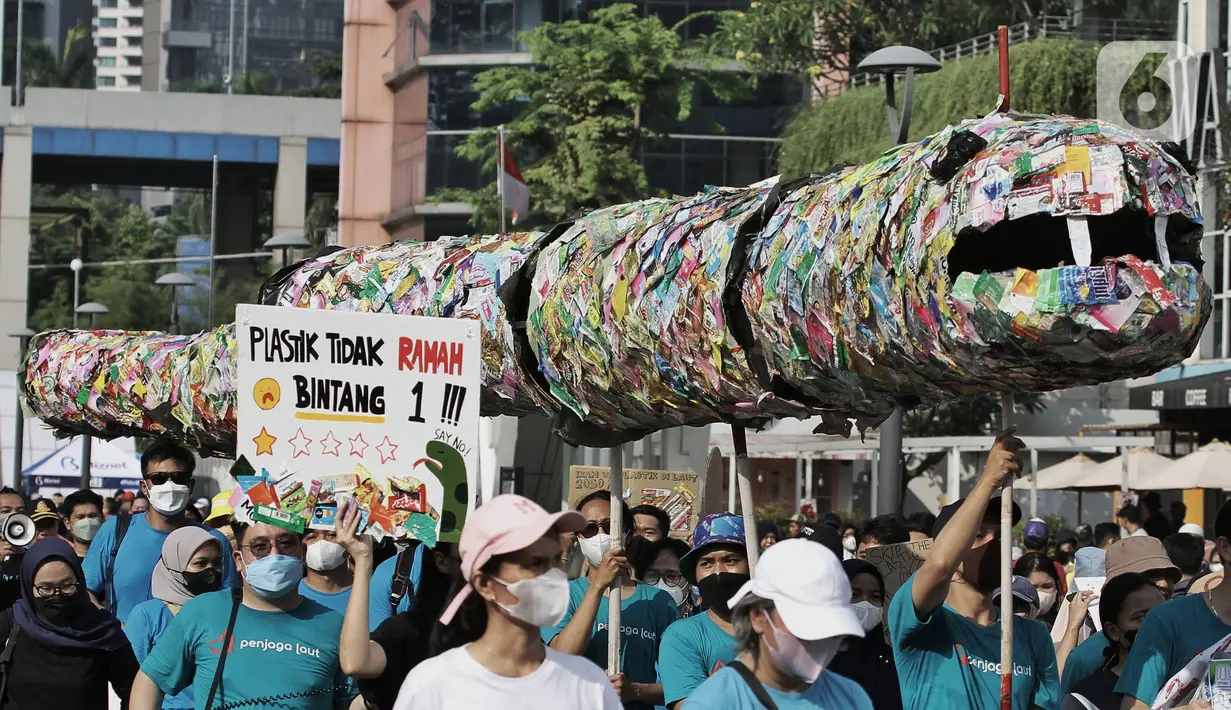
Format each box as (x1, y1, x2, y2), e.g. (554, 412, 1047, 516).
(731, 426, 760, 571)
(1000, 392, 1015, 710)
(607, 445, 623, 676)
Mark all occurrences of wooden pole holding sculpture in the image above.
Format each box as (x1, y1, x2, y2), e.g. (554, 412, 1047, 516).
(999, 393, 1015, 710)
(996, 25, 1015, 710)
(731, 426, 760, 571)
(607, 445, 623, 674)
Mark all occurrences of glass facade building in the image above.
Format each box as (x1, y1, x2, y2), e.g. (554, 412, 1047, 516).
(390, 0, 798, 241)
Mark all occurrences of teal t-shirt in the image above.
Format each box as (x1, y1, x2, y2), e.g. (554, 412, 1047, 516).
(1116, 593, 1231, 705)
(890, 572, 1061, 710)
(298, 579, 352, 614)
(659, 611, 738, 707)
(367, 545, 422, 631)
(83, 513, 237, 623)
(126, 599, 193, 710)
(140, 589, 356, 710)
(1061, 633, 1110, 697)
(543, 578, 678, 710)
(685, 666, 873, 709)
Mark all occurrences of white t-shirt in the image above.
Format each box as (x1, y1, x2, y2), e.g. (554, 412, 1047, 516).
(392, 644, 622, 710)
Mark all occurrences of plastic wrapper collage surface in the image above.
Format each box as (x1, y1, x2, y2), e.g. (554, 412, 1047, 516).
(20, 112, 1212, 453)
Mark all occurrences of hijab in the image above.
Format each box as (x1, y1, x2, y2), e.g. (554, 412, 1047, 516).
(13, 537, 127, 651)
(151, 526, 220, 608)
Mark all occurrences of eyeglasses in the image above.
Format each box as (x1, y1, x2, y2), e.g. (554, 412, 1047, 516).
(145, 470, 193, 486)
(580, 520, 612, 539)
(33, 582, 79, 598)
(243, 536, 301, 558)
(642, 570, 684, 587)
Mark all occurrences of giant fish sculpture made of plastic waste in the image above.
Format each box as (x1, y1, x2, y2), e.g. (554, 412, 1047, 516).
(20, 111, 1209, 456)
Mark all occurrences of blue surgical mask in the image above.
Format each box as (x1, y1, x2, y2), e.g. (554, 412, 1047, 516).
(242, 554, 303, 599)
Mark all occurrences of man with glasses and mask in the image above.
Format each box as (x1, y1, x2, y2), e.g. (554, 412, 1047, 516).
(84, 441, 236, 622)
(545, 490, 678, 709)
(890, 429, 1060, 710)
(659, 512, 750, 709)
(130, 520, 356, 710)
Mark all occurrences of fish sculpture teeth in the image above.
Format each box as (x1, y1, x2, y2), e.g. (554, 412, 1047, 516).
(20, 112, 1210, 455)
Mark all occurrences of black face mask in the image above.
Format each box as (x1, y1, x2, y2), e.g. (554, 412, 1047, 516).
(1122, 628, 1138, 647)
(33, 595, 73, 624)
(961, 541, 1001, 593)
(697, 572, 750, 617)
(182, 568, 222, 597)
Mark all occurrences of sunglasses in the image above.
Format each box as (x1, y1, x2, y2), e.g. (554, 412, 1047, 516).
(145, 470, 193, 486)
(580, 520, 612, 539)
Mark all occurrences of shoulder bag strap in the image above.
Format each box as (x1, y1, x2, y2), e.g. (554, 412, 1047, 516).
(388, 542, 418, 614)
(0, 608, 21, 703)
(727, 661, 781, 710)
(205, 587, 243, 710)
(106, 513, 132, 614)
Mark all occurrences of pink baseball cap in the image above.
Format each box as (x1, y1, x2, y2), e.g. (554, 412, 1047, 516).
(439, 494, 584, 624)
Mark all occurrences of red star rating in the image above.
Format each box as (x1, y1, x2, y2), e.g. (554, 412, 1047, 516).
(348, 433, 369, 458)
(376, 436, 399, 464)
(319, 431, 341, 456)
(288, 428, 313, 458)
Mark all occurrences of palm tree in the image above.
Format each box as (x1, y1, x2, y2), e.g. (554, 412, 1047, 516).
(22, 23, 90, 91)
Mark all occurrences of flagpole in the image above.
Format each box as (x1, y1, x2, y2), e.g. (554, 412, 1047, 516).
(498, 124, 508, 234)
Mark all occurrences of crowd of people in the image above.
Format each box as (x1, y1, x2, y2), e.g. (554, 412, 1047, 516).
(0, 433, 1225, 709)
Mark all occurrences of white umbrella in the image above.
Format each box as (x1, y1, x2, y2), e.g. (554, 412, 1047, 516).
(1017, 453, 1100, 490)
(1134, 441, 1231, 490)
(1067, 448, 1172, 490)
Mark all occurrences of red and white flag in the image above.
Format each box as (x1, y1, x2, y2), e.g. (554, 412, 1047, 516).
(498, 134, 530, 225)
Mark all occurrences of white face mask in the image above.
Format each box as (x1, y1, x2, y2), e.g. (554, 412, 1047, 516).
(842, 536, 857, 552)
(492, 567, 570, 628)
(148, 482, 192, 516)
(851, 600, 883, 632)
(762, 612, 843, 683)
(577, 533, 612, 567)
(1213, 563, 1225, 573)
(654, 579, 687, 607)
(1036, 589, 1057, 616)
(72, 517, 102, 543)
(305, 541, 347, 571)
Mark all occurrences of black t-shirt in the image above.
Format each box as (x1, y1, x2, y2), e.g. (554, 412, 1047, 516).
(0, 610, 139, 710)
(358, 613, 431, 710)
(1064, 670, 1121, 710)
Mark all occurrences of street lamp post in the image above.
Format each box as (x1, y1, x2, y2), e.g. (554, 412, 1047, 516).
(855, 46, 940, 516)
(9, 327, 34, 494)
(155, 272, 196, 335)
(73, 302, 109, 489)
(263, 233, 311, 269)
(70, 258, 83, 328)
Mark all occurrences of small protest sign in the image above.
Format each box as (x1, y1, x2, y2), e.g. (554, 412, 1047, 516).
(864, 538, 933, 642)
(235, 305, 479, 545)
(568, 465, 701, 540)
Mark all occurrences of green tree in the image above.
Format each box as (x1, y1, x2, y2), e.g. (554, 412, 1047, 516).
(435, 4, 713, 231)
(22, 23, 90, 90)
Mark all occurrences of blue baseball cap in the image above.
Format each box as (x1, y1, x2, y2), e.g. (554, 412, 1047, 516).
(1023, 518, 1050, 545)
(680, 512, 747, 584)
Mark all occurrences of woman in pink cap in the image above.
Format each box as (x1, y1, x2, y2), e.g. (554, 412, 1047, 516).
(392, 494, 622, 709)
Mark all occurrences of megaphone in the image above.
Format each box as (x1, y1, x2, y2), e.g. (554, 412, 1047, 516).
(0, 513, 36, 548)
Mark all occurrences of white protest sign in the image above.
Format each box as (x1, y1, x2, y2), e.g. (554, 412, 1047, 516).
(235, 305, 480, 545)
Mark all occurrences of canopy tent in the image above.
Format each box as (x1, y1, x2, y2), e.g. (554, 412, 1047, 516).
(1063, 448, 1173, 490)
(1134, 441, 1231, 490)
(22, 437, 143, 497)
(1017, 453, 1100, 490)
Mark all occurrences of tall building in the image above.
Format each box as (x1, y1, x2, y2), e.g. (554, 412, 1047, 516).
(1, 0, 93, 87)
(93, 0, 142, 89)
(141, 0, 342, 92)
(375, 0, 795, 242)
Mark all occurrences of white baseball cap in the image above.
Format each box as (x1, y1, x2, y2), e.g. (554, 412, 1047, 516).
(1180, 523, 1205, 538)
(727, 538, 864, 641)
